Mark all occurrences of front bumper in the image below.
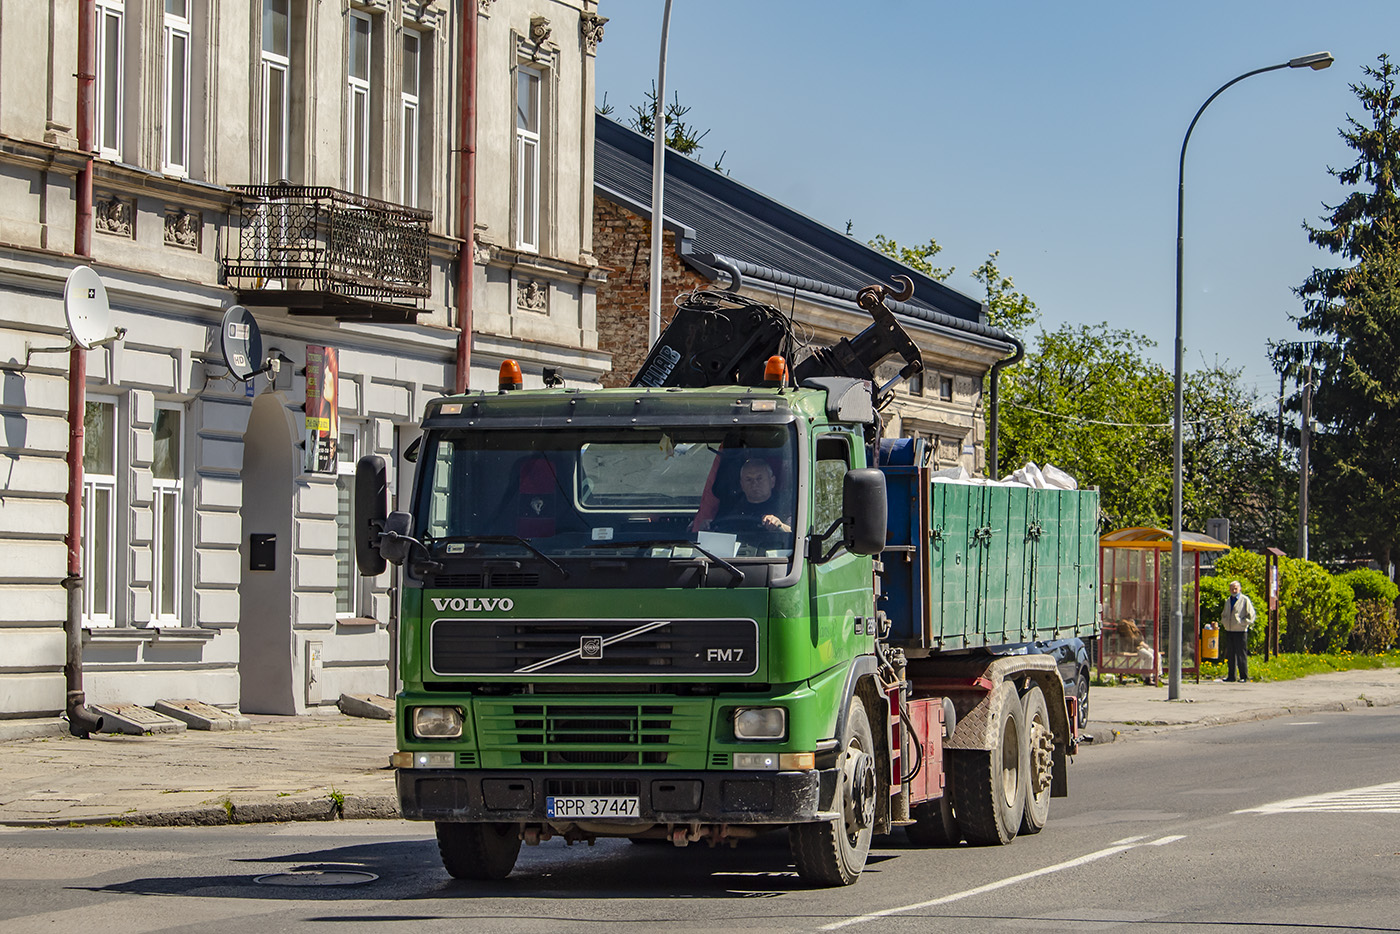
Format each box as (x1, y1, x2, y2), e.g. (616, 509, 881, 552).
(397, 767, 834, 824)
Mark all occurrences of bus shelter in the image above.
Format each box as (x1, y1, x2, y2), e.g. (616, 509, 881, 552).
(1099, 527, 1229, 683)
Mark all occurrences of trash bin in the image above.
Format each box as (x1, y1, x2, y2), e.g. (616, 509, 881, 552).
(1199, 624, 1219, 661)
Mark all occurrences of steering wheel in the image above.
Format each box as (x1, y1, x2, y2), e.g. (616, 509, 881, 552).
(708, 514, 766, 535)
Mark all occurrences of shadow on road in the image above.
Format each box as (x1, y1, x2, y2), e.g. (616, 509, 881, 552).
(79, 833, 906, 903)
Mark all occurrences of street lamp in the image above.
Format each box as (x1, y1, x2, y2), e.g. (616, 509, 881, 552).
(648, 0, 676, 347)
(1169, 51, 1333, 700)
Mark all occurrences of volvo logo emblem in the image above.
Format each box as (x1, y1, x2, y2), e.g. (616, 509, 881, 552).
(580, 636, 604, 659)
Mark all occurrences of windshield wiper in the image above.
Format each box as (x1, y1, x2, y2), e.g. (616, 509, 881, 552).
(585, 539, 743, 586)
(427, 535, 568, 579)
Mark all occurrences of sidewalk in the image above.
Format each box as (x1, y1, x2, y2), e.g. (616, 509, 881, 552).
(3, 666, 1399, 828)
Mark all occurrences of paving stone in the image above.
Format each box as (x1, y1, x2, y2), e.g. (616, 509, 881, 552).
(338, 693, 394, 720)
(92, 704, 187, 736)
(153, 699, 253, 731)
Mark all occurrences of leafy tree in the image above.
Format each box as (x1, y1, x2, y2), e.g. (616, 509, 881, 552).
(996, 323, 1171, 526)
(867, 239, 1039, 336)
(868, 235, 954, 281)
(971, 251, 1039, 336)
(1282, 54, 1400, 570)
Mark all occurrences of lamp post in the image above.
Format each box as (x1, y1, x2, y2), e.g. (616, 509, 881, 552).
(1169, 51, 1333, 700)
(648, 0, 676, 347)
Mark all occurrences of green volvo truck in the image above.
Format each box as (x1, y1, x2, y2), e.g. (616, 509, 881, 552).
(355, 279, 1099, 886)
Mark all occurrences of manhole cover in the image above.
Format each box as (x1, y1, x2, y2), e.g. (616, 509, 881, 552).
(253, 870, 378, 887)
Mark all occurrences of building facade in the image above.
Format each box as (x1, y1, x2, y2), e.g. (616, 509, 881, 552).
(0, 0, 607, 721)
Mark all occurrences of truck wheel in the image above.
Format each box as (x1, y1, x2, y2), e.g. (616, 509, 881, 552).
(906, 790, 959, 846)
(789, 700, 876, 886)
(952, 681, 1027, 845)
(1074, 670, 1090, 730)
(1019, 685, 1053, 835)
(435, 822, 522, 880)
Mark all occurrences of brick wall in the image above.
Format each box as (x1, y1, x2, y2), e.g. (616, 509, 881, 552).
(593, 196, 709, 387)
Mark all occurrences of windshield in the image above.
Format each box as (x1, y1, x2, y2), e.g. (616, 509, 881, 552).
(413, 424, 798, 562)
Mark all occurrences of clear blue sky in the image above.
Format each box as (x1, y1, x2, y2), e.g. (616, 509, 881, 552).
(595, 0, 1398, 398)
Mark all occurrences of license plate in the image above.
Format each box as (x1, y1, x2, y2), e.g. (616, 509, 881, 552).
(545, 796, 640, 819)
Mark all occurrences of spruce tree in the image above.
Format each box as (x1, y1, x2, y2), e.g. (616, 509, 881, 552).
(1286, 54, 1400, 571)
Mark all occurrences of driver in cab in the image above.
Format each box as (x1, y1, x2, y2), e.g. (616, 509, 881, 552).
(699, 458, 793, 534)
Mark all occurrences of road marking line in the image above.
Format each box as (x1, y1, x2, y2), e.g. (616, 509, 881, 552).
(1149, 835, 1186, 845)
(821, 835, 1184, 930)
(1237, 780, 1400, 815)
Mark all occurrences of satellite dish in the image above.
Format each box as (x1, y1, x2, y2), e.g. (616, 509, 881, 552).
(220, 305, 265, 381)
(63, 266, 112, 349)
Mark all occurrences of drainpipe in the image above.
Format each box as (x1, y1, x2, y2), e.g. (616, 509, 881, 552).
(987, 336, 1024, 482)
(453, 0, 478, 394)
(66, 0, 104, 738)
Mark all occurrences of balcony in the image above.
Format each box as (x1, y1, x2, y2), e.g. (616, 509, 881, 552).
(222, 184, 431, 323)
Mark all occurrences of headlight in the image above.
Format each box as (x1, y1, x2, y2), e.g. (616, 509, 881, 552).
(412, 706, 464, 739)
(733, 706, 787, 741)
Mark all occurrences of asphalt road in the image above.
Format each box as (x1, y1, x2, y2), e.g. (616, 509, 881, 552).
(2, 707, 1398, 933)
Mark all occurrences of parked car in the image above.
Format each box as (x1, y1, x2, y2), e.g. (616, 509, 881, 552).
(994, 637, 1093, 730)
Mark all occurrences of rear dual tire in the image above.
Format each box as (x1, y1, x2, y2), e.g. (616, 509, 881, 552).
(952, 681, 1028, 845)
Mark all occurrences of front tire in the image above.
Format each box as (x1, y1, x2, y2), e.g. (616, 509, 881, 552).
(790, 699, 876, 886)
(952, 681, 1027, 845)
(436, 822, 522, 880)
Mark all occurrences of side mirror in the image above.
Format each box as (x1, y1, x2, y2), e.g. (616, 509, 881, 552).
(843, 468, 887, 556)
(355, 455, 388, 576)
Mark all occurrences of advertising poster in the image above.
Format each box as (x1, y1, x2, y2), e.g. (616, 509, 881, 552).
(304, 344, 339, 473)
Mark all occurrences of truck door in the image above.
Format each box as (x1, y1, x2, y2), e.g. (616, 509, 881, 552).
(810, 433, 875, 665)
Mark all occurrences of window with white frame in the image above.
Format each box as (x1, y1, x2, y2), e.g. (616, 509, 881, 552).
(401, 28, 421, 207)
(151, 406, 183, 625)
(261, 0, 290, 182)
(346, 10, 371, 195)
(163, 0, 191, 175)
(83, 400, 118, 627)
(335, 427, 367, 617)
(515, 65, 541, 252)
(96, 0, 124, 159)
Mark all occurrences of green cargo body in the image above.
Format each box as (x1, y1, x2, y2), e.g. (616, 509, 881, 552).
(886, 477, 1098, 651)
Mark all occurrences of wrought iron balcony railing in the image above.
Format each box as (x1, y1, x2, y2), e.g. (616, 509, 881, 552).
(222, 184, 431, 321)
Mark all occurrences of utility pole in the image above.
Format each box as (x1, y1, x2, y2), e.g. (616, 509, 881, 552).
(1299, 361, 1312, 561)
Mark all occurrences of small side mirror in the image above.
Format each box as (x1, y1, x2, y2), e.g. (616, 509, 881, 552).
(355, 455, 388, 576)
(381, 511, 413, 565)
(843, 468, 887, 556)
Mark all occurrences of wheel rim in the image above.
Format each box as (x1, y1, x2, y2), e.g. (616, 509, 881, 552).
(999, 715, 1020, 807)
(842, 743, 877, 838)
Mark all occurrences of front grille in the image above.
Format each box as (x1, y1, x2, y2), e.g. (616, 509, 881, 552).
(514, 704, 672, 765)
(474, 698, 712, 770)
(430, 618, 759, 677)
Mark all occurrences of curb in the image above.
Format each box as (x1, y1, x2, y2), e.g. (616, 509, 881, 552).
(1086, 689, 1400, 743)
(0, 794, 401, 829)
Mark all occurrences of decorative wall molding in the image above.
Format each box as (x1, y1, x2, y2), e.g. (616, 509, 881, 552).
(95, 197, 135, 239)
(164, 209, 202, 250)
(529, 15, 552, 45)
(580, 12, 607, 54)
(517, 279, 548, 312)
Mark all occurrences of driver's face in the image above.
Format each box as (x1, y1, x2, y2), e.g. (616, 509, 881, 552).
(740, 462, 775, 503)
